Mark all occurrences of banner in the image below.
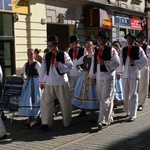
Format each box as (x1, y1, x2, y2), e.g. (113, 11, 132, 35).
(0, 76, 23, 111)
(0, 0, 29, 14)
(130, 15, 142, 30)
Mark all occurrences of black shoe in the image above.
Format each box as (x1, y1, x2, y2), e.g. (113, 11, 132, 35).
(97, 123, 103, 130)
(137, 105, 143, 111)
(39, 124, 49, 131)
(23, 122, 30, 128)
(64, 122, 72, 128)
(0, 134, 7, 140)
(128, 117, 135, 122)
(77, 111, 86, 117)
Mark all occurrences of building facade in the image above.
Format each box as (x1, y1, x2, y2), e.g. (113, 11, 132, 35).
(0, 0, 149, 77)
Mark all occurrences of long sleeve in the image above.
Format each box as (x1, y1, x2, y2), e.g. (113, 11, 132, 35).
(146, 45, 150, 66)
(104, 48, 120, 72)
(134, 47, 148, 70)
(57, 52, 74, 74)
(35, 61, 41, 75)
(40, 54, 47, 83)
(89, 56, 96, 79)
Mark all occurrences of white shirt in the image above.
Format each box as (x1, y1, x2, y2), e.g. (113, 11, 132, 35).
(40, 51, 73, 85)
(117, 47, 147, 79)
(68, 47, 87, 77)
(89, 47, 120, 80)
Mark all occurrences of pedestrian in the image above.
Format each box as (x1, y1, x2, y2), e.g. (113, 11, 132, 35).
(117, 32, 147, 122)
(68, 35, 87, 117)
(89, 30, 120, 130)
(39, 35, 73, 130)
(19, 48, 42, 128)
(112, 41, 124, 107)
(136, 31, 150, 111)
(72, 41, 99, 122)
(34, 48, 42, 63)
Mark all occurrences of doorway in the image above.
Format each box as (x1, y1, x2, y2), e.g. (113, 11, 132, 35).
(0, 39, 15, 77)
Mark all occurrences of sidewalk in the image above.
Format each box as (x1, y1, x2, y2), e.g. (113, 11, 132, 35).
(0, 99, 150, 150)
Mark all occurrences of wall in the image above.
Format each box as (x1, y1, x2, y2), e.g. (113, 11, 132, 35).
(14, 0, 47, 75)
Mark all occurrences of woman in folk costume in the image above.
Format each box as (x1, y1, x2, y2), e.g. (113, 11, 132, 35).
(72, 41, 99, 122)
(117, 32, 147, 122)
(89, 31, 120, 130)
(112, 41, 124, 105)
(19, 48, 42, 127)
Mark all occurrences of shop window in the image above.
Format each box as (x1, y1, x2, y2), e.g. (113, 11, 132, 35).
(131, 0, 142, 5)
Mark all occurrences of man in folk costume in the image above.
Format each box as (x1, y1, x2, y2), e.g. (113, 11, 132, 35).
(136, 31, 150, 111)
(117, 32, 147, 122)
(39, 35, 74, 130)
(89, 31, 120, 130)
(68, 35, 87, 116)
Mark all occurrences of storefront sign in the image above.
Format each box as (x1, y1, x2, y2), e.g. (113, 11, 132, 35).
(83, 7, 112, 29)
(100, 9, 112, 29)
(0, 0, 29, 14)
(115, 13, 130, 26)
(83, 8, 99, 27)
(130, 15, 142, 30)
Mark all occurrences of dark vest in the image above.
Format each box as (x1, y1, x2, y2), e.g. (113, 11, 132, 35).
(45, 50, 65, 75)
(26, 62, 38, 76)
(68, 47, 84, 60)
(122, 46, 139, 66)
(142, 43, 148, 57)
(94, 45, 111, 73)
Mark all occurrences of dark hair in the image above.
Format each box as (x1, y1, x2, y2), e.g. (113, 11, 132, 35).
(34, 48, 41, 54)
(112, 41, 122, 47)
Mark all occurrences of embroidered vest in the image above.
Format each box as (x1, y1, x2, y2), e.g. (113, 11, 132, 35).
(45, 50, 65, 75)
(122, 46, 139, 66)
(94, 45, 111, 73)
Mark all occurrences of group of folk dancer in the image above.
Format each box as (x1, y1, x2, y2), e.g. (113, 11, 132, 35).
(0, 30, 149, 140)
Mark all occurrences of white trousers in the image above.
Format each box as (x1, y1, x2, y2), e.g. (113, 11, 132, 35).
(40, 83, 72, 127)
(69, 76, 78, 99)
(97, 77, 114, 125)
(122, 78, 138, 118)
(138, 68, 149, 105)
(0, 117, 6, 138)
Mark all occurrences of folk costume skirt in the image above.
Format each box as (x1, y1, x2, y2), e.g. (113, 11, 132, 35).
(19, 76, 41, 117)
(114, 78, 124, 101)
(72, 72, 99, 110)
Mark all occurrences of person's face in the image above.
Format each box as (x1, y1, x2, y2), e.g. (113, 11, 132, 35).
(48, 43, 58, 53)
(136, 37, 145, 43)
(70, 41, 80, 49)
(97, 38, 108, 46)
(126, 36, 135, 45)
(28, 51, 34, 60)
(85, 43, 93, 53)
